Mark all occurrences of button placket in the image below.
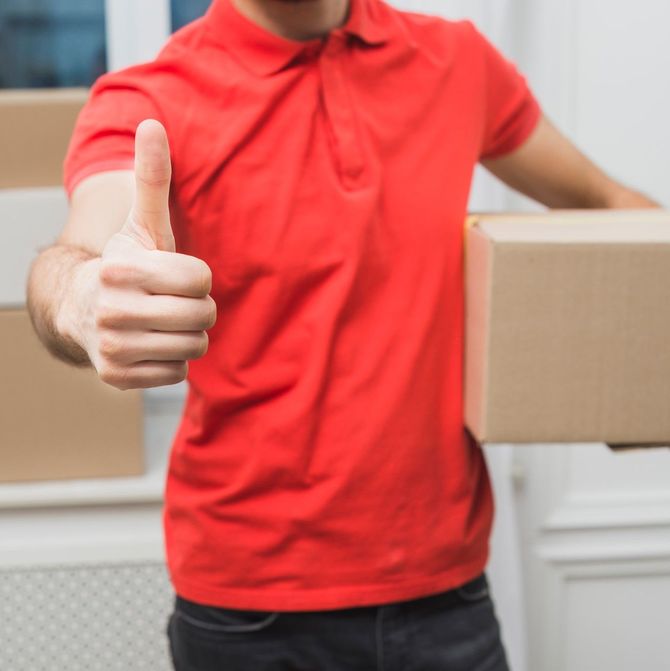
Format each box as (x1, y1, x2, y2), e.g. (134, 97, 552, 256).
(318, 34, 366, 187)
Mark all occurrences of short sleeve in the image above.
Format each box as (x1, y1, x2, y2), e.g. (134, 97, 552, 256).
(467, 23, 542, 161)
(63, 69, 164, 198)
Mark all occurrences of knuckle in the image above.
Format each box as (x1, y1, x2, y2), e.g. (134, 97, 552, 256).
(112, 368, 135, 391)
(94, 304, 117, 329)
(94, 300, 127, 329)
(97, 362, 124, 389)
(97, 363, 113, 384)
(99, 260, 139, 287)
(97, 331, 125, 361)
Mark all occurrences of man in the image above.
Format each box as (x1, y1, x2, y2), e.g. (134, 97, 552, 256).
(27, 0, 657, 669)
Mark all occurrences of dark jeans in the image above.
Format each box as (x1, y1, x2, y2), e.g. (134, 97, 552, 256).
(166, 572, 510, 671)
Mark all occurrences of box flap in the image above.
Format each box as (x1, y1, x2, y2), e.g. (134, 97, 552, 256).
(471, 210, 670, 244)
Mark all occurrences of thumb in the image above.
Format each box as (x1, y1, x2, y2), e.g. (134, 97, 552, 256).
(127, 119, 175, 252)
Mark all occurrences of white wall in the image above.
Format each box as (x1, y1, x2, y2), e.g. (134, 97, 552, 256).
(510, 1, 670, 670)
(518, 0, 669, 206)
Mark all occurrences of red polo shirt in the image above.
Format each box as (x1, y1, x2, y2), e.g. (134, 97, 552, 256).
(64, 0, 541, 610)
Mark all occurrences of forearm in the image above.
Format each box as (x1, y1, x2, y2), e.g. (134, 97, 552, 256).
(482, 115, 663, 210)
(549, 160, 660, 210)
(26, 244, 100, 367)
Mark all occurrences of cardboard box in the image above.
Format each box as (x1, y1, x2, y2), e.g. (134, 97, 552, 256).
(464, 210, 670, 444)
(0, 88, 87, 189)
(0, 309, 144, 482)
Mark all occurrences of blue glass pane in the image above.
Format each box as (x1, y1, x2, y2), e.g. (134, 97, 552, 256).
(0, 0, 106, 89)
(171, 0, 212, 32)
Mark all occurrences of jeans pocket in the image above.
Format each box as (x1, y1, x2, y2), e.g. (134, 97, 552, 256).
(455, 573, 490, 603)
(174, 595, 281, 634)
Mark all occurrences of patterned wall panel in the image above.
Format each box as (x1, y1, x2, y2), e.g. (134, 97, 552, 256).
(0, 562, 174, 671)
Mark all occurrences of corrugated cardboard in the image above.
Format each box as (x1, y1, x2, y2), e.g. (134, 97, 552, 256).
(464, 209, 670, 445)
(0, 309, 144, 482)
(0, 88, 87, 189)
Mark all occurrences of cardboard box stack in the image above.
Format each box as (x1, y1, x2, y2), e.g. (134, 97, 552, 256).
(0, 87, 144, 483)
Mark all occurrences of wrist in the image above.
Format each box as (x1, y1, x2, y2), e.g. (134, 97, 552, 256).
(602, 183, 661, 210)
(55, 256, 102, 365)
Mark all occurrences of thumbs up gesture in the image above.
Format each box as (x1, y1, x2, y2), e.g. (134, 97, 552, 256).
(84, 120, 216, 389)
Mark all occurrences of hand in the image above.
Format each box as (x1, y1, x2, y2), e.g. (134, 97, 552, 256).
(74, 119, 216, 389)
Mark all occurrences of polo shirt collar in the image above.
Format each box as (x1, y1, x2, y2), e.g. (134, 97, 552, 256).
(204, 0, 390, 76)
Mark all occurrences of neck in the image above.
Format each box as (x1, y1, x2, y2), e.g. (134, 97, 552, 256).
(231, 0, 350, 41)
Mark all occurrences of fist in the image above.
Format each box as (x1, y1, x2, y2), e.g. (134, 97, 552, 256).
(87, 120, 216, 389)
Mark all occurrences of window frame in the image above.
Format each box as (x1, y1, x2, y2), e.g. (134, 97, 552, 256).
(105, 0, 171, 72)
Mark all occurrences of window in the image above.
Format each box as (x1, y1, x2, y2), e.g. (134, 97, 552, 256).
(0, 0, 106, 89)
(171, 0, 211, 32)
